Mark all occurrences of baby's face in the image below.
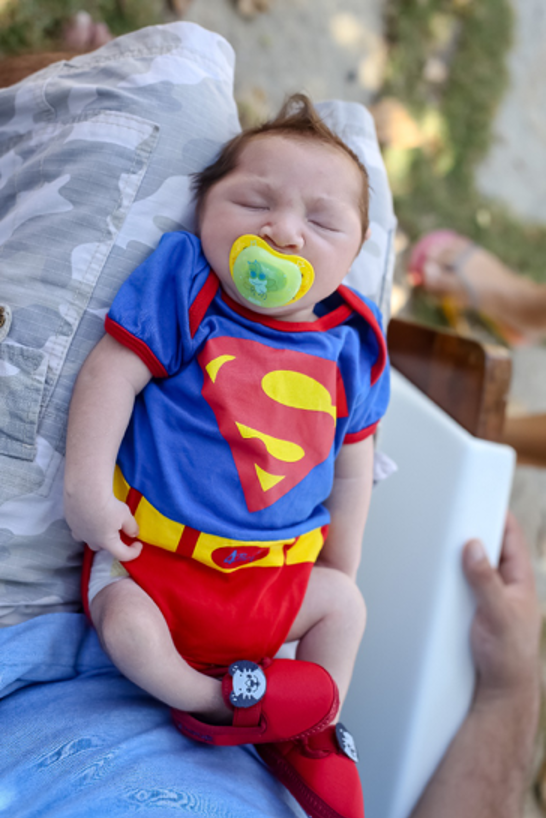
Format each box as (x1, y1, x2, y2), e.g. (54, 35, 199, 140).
(199, 134, 364, 322)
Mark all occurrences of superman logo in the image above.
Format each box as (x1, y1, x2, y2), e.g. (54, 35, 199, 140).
(198, 336, 348, 512)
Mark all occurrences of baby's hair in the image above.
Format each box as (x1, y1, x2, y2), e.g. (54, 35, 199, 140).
(192, 93, 369, 241)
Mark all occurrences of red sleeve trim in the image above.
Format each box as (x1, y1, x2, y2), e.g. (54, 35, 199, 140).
(337, 286, 387, 386)
(344, 420, 379, 444)
(105, 315, 168, 378)
(189, 271, 220, 338)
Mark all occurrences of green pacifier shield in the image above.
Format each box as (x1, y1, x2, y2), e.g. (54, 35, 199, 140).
(232, 246, 303, 308)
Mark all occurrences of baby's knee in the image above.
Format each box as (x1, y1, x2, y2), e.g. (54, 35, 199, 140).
(339, 573, 367, 633)
(91, 580, 148, 658)
(318, 567, 367, 632)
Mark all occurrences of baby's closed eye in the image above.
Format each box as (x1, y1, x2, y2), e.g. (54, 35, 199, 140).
(234, 198, 269, 211)
(308, 218, 341, 232)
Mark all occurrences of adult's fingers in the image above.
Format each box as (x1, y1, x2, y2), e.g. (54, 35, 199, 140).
(462, 539, 507, 631)
(497, 512, 535, 588)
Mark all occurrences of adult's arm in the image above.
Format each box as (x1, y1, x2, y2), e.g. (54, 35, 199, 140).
(411, 514, 541, 818)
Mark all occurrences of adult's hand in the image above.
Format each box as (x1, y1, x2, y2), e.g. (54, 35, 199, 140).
(411, 514, 541, 818)
(464, 512, 541, 700)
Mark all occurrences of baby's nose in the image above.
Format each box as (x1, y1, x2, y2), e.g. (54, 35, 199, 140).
(260, 213, 304, 251)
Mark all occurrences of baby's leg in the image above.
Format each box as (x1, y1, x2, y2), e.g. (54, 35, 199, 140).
(90, 577, 231, 723)
(286, 565, 366, 708)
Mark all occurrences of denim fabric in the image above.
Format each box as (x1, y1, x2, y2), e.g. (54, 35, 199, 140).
(0, 612, 303, 818)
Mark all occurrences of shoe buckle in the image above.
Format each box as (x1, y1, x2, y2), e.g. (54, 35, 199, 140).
(228, 660, 267, 708)
(335, 723, 359, 763)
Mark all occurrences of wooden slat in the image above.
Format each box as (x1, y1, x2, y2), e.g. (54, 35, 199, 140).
(0, 53, 77, 88)
(387, 317, 512, 441)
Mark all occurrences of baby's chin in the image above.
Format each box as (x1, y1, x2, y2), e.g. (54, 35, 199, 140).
(222, 284, 317, 323)
(263, 305, 317, 323)
(246, 299, 318, 323)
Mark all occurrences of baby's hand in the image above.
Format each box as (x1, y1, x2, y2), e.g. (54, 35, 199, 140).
(64, 491, 143, 562)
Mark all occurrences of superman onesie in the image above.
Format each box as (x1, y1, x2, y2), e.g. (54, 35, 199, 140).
(82, 230, 390, 670)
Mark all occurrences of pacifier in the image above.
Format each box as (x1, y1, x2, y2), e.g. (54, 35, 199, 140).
(229, 235, 315, 309)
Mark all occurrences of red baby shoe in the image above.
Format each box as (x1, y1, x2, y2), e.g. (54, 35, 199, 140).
(171, 658, 339, 746)
(257, 723, 364, 818)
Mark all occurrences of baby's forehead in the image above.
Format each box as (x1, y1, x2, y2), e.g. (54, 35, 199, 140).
(234, 133, 365, 196)
(239, 131, 355, 165)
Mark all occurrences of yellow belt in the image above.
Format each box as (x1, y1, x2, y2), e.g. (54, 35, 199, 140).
(113, 465, 324, 574)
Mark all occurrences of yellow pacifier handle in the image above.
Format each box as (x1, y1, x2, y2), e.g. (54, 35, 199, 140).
(229, 235, 315, 309)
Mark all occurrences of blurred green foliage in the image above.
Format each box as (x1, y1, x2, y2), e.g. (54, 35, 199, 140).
(384, 0, 546, 283)
(0, 0, 163, 55)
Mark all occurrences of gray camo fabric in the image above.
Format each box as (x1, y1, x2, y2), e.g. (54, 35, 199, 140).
(0, 21, 396, 625)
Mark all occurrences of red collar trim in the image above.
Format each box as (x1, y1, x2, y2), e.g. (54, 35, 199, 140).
(201, 273, 387, 384)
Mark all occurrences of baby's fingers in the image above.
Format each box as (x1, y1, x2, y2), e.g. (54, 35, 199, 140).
(104, 534, 143, 562)
(119, 504, 140, 540)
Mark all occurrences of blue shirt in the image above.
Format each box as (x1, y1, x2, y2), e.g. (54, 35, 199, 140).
(106, 230, 390, 542)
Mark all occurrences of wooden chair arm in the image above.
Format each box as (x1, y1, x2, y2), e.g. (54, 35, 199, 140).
(387, 317, 512, 442)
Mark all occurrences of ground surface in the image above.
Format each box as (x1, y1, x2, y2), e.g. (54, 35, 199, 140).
(184, 0, 385, 115)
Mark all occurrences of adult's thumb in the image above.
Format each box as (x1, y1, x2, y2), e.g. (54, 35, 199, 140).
(462, 539, 505, 625)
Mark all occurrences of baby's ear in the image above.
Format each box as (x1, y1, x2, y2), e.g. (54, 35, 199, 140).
(364, 227, 372, 242)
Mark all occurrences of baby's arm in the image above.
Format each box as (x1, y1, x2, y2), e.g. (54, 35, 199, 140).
(64, 334, 152, 560)
(321, 436, 374, 580)
(287, 437, 374, 703)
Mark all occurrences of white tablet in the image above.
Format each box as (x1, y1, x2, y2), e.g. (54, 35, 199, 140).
(342, 368, 515, 818)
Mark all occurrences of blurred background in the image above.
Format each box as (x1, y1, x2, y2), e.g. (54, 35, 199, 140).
(1, 0, 545, 812)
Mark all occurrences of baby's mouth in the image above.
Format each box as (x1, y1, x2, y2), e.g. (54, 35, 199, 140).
(229, 235, 315, 309)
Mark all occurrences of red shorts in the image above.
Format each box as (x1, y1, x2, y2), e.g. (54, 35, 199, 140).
(82, 522, 326, 671)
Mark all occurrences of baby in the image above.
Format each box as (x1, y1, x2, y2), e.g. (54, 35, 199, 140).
(64, 94, 389, 818)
